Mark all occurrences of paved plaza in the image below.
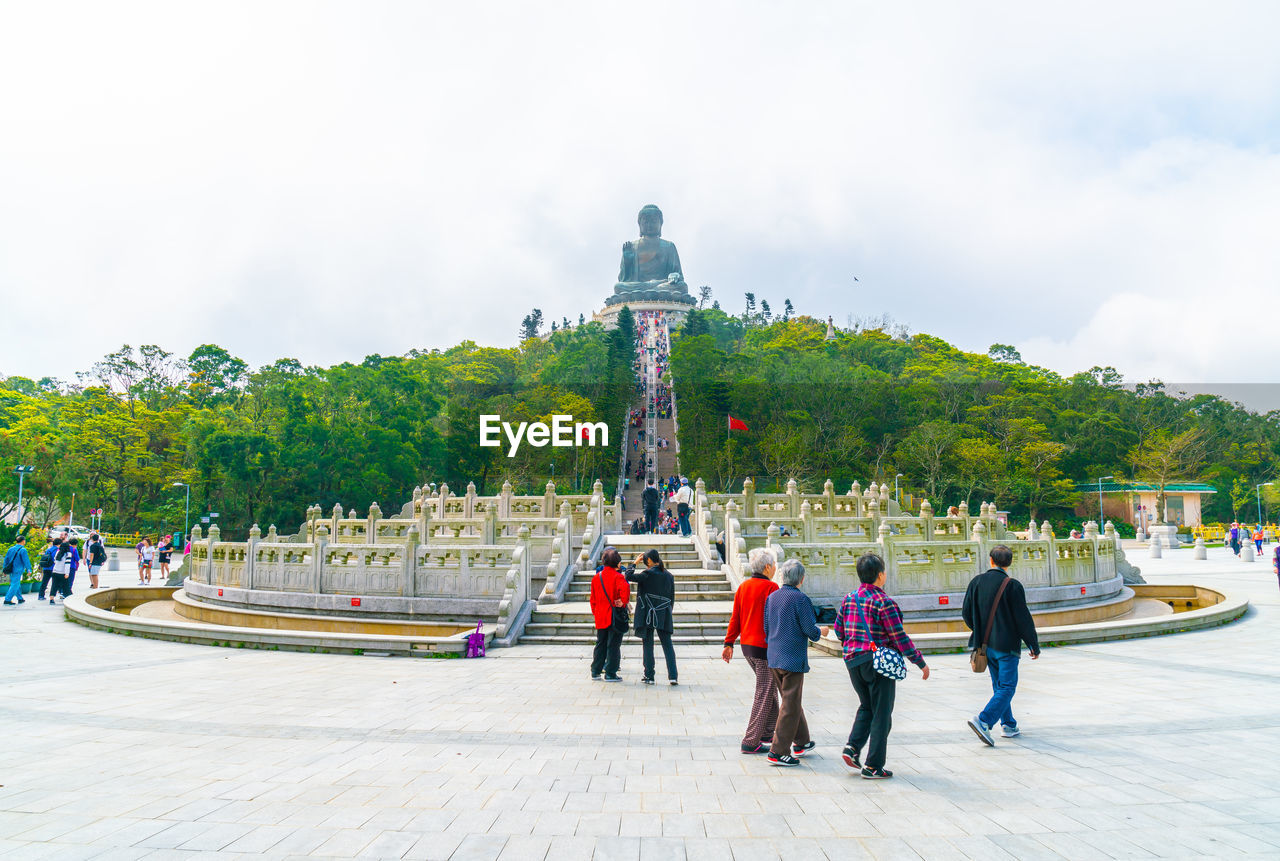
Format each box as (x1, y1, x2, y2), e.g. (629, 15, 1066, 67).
(2, 546, 1278, 860)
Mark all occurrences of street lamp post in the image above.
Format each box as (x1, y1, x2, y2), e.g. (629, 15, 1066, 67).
(1096, 475, 1114, 524)
(1256, 482, 1274, 528)
(172, 481, 190, 543)
(11, 465, 35, 529)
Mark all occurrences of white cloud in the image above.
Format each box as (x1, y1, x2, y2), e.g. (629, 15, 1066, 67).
(1, 1, 1278, 384)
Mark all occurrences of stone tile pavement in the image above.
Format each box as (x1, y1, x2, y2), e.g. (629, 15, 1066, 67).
(1, 545, 1278, 859)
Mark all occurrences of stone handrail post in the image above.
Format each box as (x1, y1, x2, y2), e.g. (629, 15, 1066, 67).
(496, 526, 532, 638)
(742, 478, 756, 518)
(313, 524, 328, 593)
(207, 524, 221, 585)
(405, 523, 420, 597)
(246, 524, 261, 589)
(918, 498, 933, 540)
(850, 481, 862, 516)
(190, 524, 204, 583)
(766, 523, 783, 569)
(544, 481, 556, 517)
(465, 483, 477, 518)
(971, 518, 987, 573)
(800, 500, 815, 543)
(483, 506, 498, 544)
(723, 500, 745, 585)
(786, 478, 799, 517)
(418, 494, 434, 545)
(367, 502, 382, 544)
(438, 483, 450, 519)
(500, 480, 513, 518)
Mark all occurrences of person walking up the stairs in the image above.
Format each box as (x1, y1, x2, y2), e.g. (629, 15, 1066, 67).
(642, 480, 662, 534)
(723, 548, 781, 754)
(590, 547, 630, 682)
(626, 549, 678, 685)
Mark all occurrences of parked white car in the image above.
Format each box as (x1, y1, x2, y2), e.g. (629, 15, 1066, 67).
(47, 524, 93, 541)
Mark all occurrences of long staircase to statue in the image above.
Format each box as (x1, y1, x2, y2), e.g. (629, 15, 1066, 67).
(524, 312, 735, 646)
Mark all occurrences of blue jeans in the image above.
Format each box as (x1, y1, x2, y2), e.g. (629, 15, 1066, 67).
(978, 647, 1020, 729)
(4, 575, 23, 602)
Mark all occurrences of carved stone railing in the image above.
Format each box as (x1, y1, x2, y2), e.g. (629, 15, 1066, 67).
(759, 518, 1125, 613)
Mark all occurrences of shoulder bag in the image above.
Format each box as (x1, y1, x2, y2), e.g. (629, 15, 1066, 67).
(598, 572, 630, 633)
(858, 592, 908, 681)
(970, 576, 1011, 673)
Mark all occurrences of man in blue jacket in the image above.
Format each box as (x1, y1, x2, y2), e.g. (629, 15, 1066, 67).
(4, 535, 33, 605)
(763, 559, 829, 766)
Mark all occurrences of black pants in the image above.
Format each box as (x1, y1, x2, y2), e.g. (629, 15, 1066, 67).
(591, 626, 623, 677)
(640, 627, 677, 681)
(38, 570, 54, 599)
(47, 573, 70, 599)
(846, 656, 896, 770)
(644, 506, 658, 533)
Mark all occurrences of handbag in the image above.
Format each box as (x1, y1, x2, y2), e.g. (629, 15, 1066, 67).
(871, 644, 907, 681)
(858, 593, 908, 681)
(970, 576, 1011, 673)
(598, 572, 630, 633)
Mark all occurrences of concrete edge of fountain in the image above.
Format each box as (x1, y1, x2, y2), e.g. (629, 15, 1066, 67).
(62, 587, 491, 657)
(811, 584, 1250, 657)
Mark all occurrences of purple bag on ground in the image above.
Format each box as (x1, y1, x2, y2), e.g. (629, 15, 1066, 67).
(465, 621, 486, 658)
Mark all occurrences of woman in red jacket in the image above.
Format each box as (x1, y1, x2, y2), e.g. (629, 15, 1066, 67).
(722, 547, 781, 753)
(591, 547, 631, 682)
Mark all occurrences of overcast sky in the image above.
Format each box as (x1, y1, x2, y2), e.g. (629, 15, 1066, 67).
(3, 1, 1278, 388)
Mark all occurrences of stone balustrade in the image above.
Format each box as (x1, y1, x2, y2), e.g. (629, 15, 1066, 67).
(689, 481, 1128, 617)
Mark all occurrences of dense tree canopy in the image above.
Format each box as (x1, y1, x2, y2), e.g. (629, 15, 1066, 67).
(3, 305, 1277, 539)
(0, 321, 634, 538)
(671, 309, 1280, 526)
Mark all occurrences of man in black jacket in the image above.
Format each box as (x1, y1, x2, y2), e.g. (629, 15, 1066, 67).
(962, 545, 1040, 746)
(641, 480, 662, 534)
(626, 549, 678, 684)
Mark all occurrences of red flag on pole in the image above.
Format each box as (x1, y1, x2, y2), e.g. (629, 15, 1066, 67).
(728, 415, 748, 432)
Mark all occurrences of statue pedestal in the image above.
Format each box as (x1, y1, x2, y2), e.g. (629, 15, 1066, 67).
(1147, 523, 1180, 548)
(595, 295, 697, 329)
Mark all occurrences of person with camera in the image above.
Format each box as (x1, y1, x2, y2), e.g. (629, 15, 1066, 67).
(626, 549, 677, 685)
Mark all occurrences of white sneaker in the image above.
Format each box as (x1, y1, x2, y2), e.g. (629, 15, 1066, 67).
(968, 716, 995, 747)
(1001, 726, 1021, 738)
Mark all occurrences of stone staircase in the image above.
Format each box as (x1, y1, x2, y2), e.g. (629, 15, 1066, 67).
(521, 536, 734, 645)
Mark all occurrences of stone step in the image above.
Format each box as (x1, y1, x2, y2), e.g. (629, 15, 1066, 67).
(521, 623, 729, 640)
(562, 590, 734, 602)
(519, 635, 726, 646)
(565, 578, 731, 591)
(567, 572, 727, 586)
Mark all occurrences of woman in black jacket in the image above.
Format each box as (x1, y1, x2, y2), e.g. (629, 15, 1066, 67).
(626, 549, 678, 685)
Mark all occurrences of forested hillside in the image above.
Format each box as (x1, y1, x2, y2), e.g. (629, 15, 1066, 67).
(672, 308, 1279, 526)
(0, 311, 636, 537)
(4, 302, 1276, 538)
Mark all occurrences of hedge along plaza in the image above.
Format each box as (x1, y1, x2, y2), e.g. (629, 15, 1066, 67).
(479, 414, 611, 457)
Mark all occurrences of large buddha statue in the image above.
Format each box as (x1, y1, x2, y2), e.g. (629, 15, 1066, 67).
(608, 204, 694, 305)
